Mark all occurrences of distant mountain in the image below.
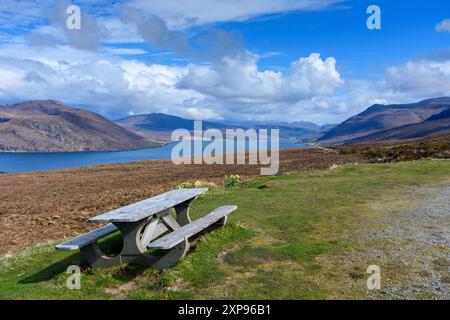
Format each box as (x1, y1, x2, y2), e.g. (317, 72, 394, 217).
(0, 100, 161, 152)
(254, 120, 321, 131)
(116, 113, 331, 142)
(319, 123, 338, 133)
(116, 113, 229, 140)
(318, 97, 450, 145)
(347, 108, 450, 144)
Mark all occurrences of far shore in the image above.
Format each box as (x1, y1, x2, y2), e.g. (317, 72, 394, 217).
(0, 137, 307, 174)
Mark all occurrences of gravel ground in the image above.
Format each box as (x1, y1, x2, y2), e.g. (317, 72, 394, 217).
(362, 185, 449, 299)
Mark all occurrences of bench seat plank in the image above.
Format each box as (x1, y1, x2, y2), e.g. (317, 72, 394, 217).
(56, 224, 118, 251)
(90, 188, 208, 223)
(148, 206, 237, 250)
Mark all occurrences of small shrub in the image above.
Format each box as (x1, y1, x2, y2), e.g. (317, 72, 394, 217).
(176, 182, 196, 189)
(225, 174, 241, 188)
(338, 138, 450, 163)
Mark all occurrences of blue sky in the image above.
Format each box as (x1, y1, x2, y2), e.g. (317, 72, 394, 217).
(0, 0, 449, 124)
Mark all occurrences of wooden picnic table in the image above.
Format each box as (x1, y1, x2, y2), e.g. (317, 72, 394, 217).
(56, 188, 237, 269)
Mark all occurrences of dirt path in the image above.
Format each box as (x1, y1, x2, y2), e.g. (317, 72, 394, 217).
(365, 185, 450, 299)
(320, 183, 450, 299)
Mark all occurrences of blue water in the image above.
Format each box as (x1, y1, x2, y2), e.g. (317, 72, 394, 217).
(0, 138, 306, 173)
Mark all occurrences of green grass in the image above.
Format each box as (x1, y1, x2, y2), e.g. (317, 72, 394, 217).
(0, 159, 449, 299)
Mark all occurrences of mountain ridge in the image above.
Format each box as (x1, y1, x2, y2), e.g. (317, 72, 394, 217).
(115, 113, 229, 140)
(116, 113, 331, 142)
(346, 108, 450, 144)
(0, 100, 161, 152)
(2, 97, 449, 152)
(318, 97, 450, 145)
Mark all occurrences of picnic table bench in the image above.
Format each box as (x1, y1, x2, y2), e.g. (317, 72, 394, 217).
(56, 188, 237, 269)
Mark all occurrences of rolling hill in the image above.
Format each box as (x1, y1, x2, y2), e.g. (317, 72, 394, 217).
(0, 100, 161, 152)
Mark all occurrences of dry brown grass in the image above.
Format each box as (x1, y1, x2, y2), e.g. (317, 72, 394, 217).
(0, 148, 363, 255)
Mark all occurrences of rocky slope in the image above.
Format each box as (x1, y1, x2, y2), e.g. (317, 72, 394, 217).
(0, 100, 161, 152)
(347, 108, 450, 144)
(318, 97, 450, 145)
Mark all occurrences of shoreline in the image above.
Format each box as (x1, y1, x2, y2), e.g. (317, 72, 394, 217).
(0, 140, 308, 174)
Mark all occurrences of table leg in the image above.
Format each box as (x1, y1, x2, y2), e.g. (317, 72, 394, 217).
(114, 216, 189, 268)
(174, 198, 196, 226)
(114, 219, 159, 266)
(153, 237, 189, 270)
(80, 212, 194, 268)
(80, 242, 121, 268)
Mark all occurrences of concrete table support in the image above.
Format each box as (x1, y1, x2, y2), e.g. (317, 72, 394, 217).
(57, 188, 237, 269)
(79, 199, 196, 268)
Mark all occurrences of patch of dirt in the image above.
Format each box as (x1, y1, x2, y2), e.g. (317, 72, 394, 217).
(363, 185, 450, 299)
(217, 244, 241, 263)
(105, 281, 138, 299)
(316, 184, 449, 300)
(0, 148, 363, 255)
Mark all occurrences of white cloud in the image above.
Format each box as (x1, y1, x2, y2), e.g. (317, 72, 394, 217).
(127, 0, 343, 29)
(0, 0, 50, 30)
(98, 17, 142, 44)
(288, 53, 343, 98)
(0, 41, 430, 125)
(386, 59, 450, 96)
(0, 0, 343, 54)
(436, 19, 450, 33)
(0, 44, 203, 118)
(1, 39, 448, 124)
(178, 52, 343, 103)
(0, 43, 348, 123)
(103, 48, 148, 56)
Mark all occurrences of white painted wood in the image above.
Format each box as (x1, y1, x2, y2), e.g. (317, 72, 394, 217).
(148, 206, 237, 250)
(90, 188, 208, 223)
(56, 224, 118, 251)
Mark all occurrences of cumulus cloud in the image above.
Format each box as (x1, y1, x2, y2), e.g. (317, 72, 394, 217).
(386, 59, 450, 96)
(2, 0, 449, 126)
(1, 38, 449, 124)
(436, 19, 450, 33)
(0, 42, 348, 122)
(178, 52, 343, 104)
(0, 44, 203, 118)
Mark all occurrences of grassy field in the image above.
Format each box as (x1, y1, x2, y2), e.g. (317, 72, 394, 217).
(0, 159, 449, 299)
